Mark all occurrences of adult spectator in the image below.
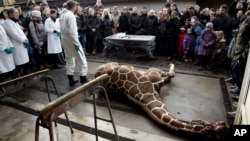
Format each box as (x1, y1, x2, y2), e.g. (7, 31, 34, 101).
(209, 12, 221, 31)
(14, 5, 26, 30)
(128, 7, 133, 15)
(29, 10, 48, 70)
(158, 8, 170, 56)
(45, 9, 63, 69)
(40, 0, 49, 13)
(190, 16, 203, 64)
(27, 0, 36, 8)
(166, 10, 180, 60)
(0, 11, 15, 82)
(128, 7, 141, 34)
(86, 7, 101, 55)
(217, 4, 231, 38)
(180, 6, 198, 26)
(75, 6, 88, 55)
(165, 0, 173, 8)
(194, 4, 201, 18)
(145, 9, 158, 36)
(101, 8, 114, 38)
(93, 0, 103, 14)
(118, 6, 129, 33)
(230, 10, 243, 31)
(60, 0, 88, 86)
(3, 8, 30, 76)
(229, 0, 247, 18)
(139, 7, 147, 32)
(42, 7, 51, 23)
(200, 8, 210, 27)
(170, 2, 181, 17)
(112, 6, 120, 34)
(230, 0, 250, 94)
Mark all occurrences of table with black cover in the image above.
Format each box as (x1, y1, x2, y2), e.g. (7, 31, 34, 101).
(103, 34, 156, 59)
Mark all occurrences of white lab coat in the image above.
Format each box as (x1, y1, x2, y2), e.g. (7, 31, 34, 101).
(3, 18, 29, 66)
(60, 10, 88, 76)
(45, 17, 62, 54)
(0, 24, 15, 73)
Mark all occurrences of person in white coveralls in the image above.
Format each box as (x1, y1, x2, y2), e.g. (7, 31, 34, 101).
(3, 7, 31, 76)
(60, 0, 88, 86)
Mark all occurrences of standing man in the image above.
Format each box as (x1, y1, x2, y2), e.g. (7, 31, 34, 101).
(230, 0, 250, 94)
(60, 0, 88, 86)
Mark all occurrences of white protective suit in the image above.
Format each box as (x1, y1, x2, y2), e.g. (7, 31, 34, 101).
(3, 18, 29, 66)
(45, 17, 62, 54)
(59, 9, 88, 76)
(0, 24, 15, 74)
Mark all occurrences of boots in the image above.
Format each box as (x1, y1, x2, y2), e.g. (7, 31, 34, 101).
(68, 75, 78, 86)
(80, 76, 88, 84)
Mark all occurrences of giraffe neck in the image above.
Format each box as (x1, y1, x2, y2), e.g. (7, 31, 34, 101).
(125, 91, 208, 136)
(95, 62, 221, 138)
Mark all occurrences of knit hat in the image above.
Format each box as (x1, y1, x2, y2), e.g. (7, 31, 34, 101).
(31, 10, 41, 18)
(180, 26, 186, 31)
(206, 22, 213, 29)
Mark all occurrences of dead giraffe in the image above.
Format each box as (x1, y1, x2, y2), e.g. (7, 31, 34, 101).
(95, 62, 229, 140)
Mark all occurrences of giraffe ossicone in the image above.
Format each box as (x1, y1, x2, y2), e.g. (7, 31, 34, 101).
(95, 62, 229, 140)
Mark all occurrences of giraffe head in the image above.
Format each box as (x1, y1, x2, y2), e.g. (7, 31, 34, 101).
(203, 121, 230, 140)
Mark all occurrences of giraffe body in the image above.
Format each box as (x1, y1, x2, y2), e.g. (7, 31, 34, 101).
(95, 62, 229, 140)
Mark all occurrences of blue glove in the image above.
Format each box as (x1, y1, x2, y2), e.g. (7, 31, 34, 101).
(23, 39, 31, 48)
(75, 45, 80, 51)
(27, 45, 33, 54)
(4, 47, 14, 54)
(54, 30, 62, 39)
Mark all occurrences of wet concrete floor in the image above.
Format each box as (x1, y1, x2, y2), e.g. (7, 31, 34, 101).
(0, 60, 232, 141)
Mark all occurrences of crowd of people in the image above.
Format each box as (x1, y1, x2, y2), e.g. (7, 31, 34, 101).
(0, 0, 250, 95)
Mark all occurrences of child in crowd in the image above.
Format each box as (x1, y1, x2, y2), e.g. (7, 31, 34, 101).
(183, 28, 195, 62)
(210, 31, 226, 72)
(198, 22, 216, 70)
(177, 26, 186, 60)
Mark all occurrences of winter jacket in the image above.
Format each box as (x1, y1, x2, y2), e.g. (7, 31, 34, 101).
(119, 12, 129, 32)
(183, 33, 195, 50)
(211, 39, 226, 65)
(198, 30, 216, 55)
(86, 15, 101, 37)
(76, 14, 87, 36)
(29, 21, 47, 46)
(101, 16, 114, 38)
(139, 13, 147, 29)
(128, 13, 141, 34)
(233, 13, 250, 60)
(145, 15, 158, 35)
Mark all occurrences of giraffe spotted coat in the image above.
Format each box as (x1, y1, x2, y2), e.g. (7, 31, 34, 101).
(95, 62, 229, 140)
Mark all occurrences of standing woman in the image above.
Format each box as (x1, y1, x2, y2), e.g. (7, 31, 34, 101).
(190, 16, 203, 64)
(3, 7, 30, 76)
(86, 7, 101, 55)
(45, 9, 63, 69)
(111, 6, 120, 34)
(0, 10, 15, 82)
(101, 8, 114, 38)
(29, 10, 48, 70)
